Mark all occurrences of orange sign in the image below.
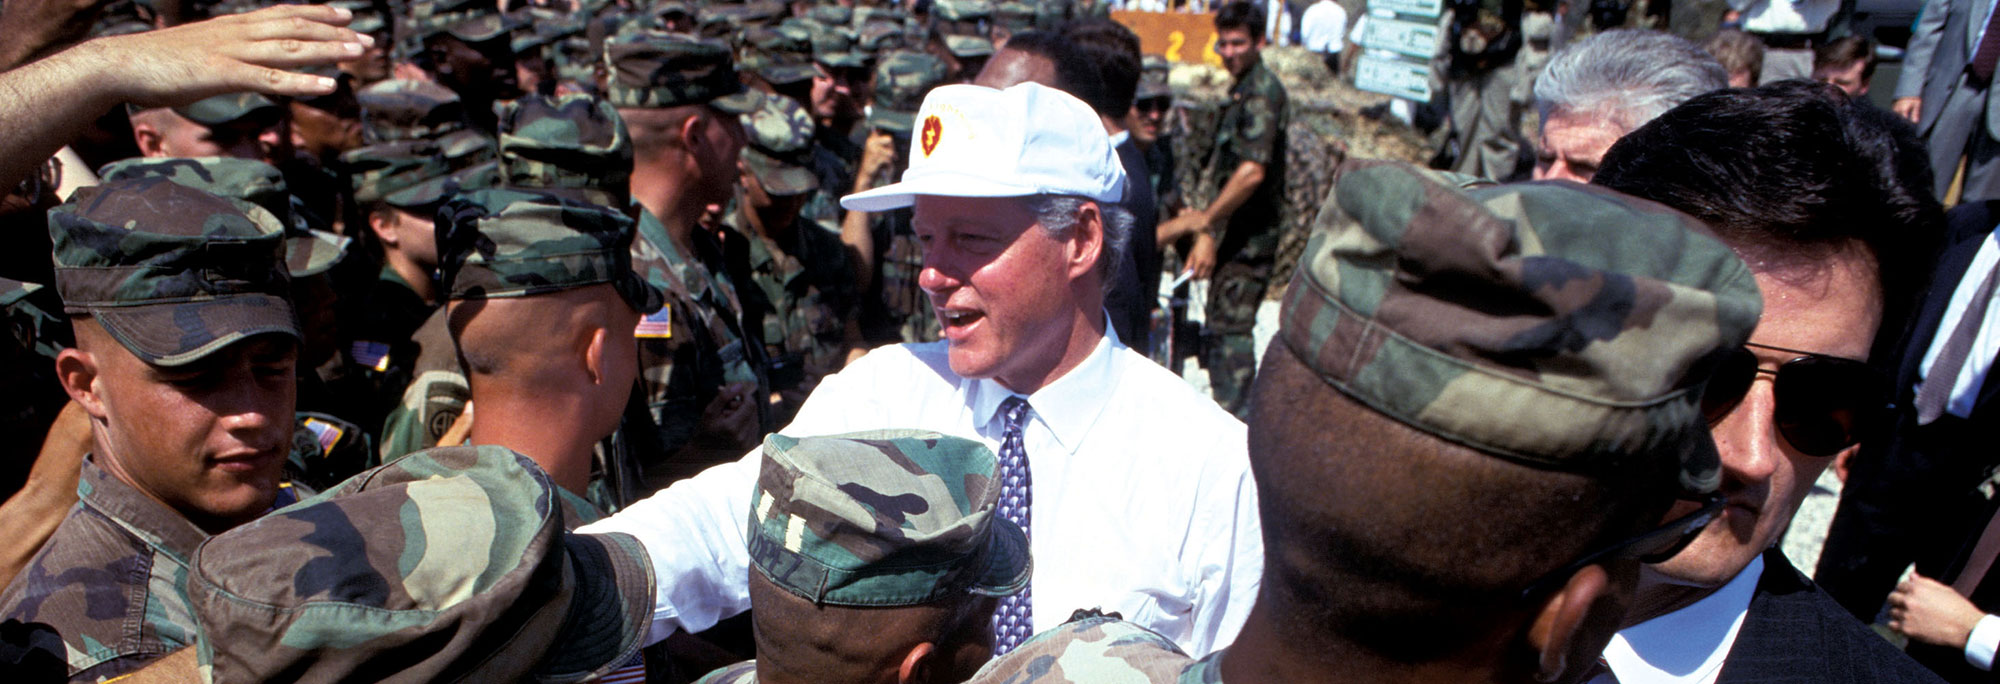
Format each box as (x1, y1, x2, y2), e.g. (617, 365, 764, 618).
(1111, 10, 1224, 67)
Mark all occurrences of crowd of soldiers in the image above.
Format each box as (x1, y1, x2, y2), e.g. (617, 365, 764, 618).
(4, 0, 1998, 683)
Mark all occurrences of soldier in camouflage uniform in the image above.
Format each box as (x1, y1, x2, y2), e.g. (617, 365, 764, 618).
(179, 445, 655, 682)
(607, 31, 772, 484)
(1156, 2, 1287, 418)
(404, 0, 526, 134)
(339, 80, 497, 445)
(848, 50, 950, 347)
(1175, 160, 1762, 683)
(802, 18, 874, 238)
(691, 430, 1029, 684)
(433, 186, 664, 526)
(727, 94, 854, 426)
(328, 0, 393, 86)
(0, 178, 305, 681)
(929, 0, 996, 82)
(127, 92, 289, 165)
(742, 23, 818, 107)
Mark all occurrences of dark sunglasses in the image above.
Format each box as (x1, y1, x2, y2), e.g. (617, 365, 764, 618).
(1699, 342, 1889, 457)
(1520, 494, 1726, 600)
(1136, 97, 1171, 114)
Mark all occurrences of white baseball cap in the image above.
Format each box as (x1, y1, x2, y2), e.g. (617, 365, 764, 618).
(839, 82, 1127, 212)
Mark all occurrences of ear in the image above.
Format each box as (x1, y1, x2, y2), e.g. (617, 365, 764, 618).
(131, 119, 166, 158)
(896, 642, 937, 684)
(583, 324, 609, 385)
(1526, 564, 1615, 683)
(1066, 202, 1106, 282)
(679, 109, 706, 150)
(55, 348, 108, 421)
(369, 205, 401, 248)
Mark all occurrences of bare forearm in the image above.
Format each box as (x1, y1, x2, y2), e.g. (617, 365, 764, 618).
(0, 43, 125, 190)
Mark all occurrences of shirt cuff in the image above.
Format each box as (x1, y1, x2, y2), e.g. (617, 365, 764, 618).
(1965, 614, 2000, 671)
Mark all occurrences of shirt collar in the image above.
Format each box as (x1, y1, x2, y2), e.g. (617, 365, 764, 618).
(1603, 554, 1765, 684)
(76, 455, 210, 565)
(1110, 130, 1131, 147)
(968, 319, 1125, 454)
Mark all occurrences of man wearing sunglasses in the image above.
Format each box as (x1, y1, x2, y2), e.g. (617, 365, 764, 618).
(1164, 158, 1763, 684)
(1589, 82, 1942, 682)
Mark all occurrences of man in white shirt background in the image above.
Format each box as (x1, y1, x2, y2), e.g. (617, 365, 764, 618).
(581, 82, 1261, 660)
(1589, 82, 1943, 683)
(1299, 0, 1348, 75)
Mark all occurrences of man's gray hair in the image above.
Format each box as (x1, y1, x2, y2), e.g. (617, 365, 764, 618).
(1031, 194, 1133, 290)
(1534, 29, 1728, 133)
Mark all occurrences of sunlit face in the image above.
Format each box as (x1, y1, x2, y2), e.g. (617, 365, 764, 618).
(1216, 27, 1262, 78)
(914, 195, 1081, 389)
(78, 331, 297, 532)
(1129, 97, 1169, 147)
(811, 62, 868, 121)
(1814, 59, 1870, 98)
(1648, 253, 1882, 587)
(155, 112, 288, 165)
(1534, 111, 1627, 183)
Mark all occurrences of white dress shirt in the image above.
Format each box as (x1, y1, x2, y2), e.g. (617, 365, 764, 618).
(581, 329, 1263, 657)
(1301, 0, 1349, 53)
(1730, 0, 1841, 35)
(1918, 231, 2000, 421)
(1593, 556, 1764, 684)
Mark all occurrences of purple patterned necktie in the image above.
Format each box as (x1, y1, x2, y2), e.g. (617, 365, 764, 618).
(993, 396, 1034, 655)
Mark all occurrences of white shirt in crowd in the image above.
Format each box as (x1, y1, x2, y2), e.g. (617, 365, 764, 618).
(581, 326, 1264, 657)
(1731, 0, 1840, 35)
(1592, 555, 1765, 684)
(1917, 227, 2000, 671)
(1301, 0, 1349, 53)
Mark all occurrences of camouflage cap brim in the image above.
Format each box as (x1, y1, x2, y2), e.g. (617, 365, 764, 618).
(1136, 82, 1172, 101)
(285, 228, 353, 278)
(815, 50, 870, 69)
(537, 531, 656, 681)
(758, 63, 817, 86)
(869, 108, 916, 135)
(742, 147, 819, 197)
(438, 188, 663, 314)
(441, 12, 526, 43)
(711, 90, 763, 115)
(942, 34, 994, 58)
(174, 92, 281, 127)
(93, 296, 301, 367)
(1282, 160, 1762, 495)
(386, 159, 499, 209)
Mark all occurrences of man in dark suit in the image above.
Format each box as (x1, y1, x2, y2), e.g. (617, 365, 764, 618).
(1590, 81, 1945, 683)
(1819, 196, 2000, 682)
(1895, 0, 2000, 202)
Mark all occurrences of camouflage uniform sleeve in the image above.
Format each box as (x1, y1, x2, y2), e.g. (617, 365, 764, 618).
(1227, 68, 1287, 168)
(965, 615, 1192, 684)
(377, 370, 470, 462)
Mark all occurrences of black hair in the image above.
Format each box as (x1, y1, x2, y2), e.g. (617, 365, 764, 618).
(1059, 19, 1143, 118)
(1592, 81, 1931, 318)
(1215, 1, 1266, 37)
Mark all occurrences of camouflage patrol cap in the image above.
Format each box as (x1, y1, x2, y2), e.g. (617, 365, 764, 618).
(437, 188, 663, 314)
(96, 157, 353, 278)
(741, 94, 819, 197)
(994, 1, 1035, 32)
(173, 92, 281, 127)
(343, 140, 454, 206)
(498, 94, 632, 206)
(869, 50, 950, 134)
(812, 27, 868, 68)
(1137, 55, 1171, 101)
(48, 178, 298, 367)
(409, 0, 521, 43)
(857, 21, 907, 52)
(746, 24, 817, 85)
(942, 33, 996, 58)
(963, 613, 1192, 684)
(605, 31, 763, 112)
(1282, 160, 1763, 494)
(932, 0, 994, 23)
(810, 4, 852, 27)
(747, 430, 1031, 607)
(696, 6, 746, 39)
(356, 78, 469, 144)
(389, 158, 499, 208)
(188, 445, 655, 684)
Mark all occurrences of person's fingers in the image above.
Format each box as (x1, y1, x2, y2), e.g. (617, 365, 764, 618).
(232, 3, 355, 32)
(226, 32, 366, 69)
(235, 66, 341, 98)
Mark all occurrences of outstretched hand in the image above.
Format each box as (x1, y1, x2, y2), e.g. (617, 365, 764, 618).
(85, 4, 371, 108)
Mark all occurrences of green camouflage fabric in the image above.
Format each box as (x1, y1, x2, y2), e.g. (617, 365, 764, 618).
(932, 0, 994, 23)
(356, 79, 470, 144)
(0, 457, 211, 680)
(744, 24, 816, 85)
(724, 210, 850, 412)
(437, 188, 663, 314)
(49, 178, 298, 367)
(386, 157, 498, 209)
(1032, 0, 1110, 31)
(1138, 54, 1171, 101)
(995, 1, 1035, 33)
(857, 21, 907, 53)
(1177, 648, 1225, 684)
(375, 308, 462, 464)
(407, 0, 519, 43)
(861, 161, 938, 345)
(693, 660, 759, 684)
(497, 93, 633, 207)
(811, 26, 867, 68)
(1282, 159, 1763, 493)
(631, 206, 765, 481)
(967, 613, 1193, 684)
(188, 445, 655, 684)
(605, 31, 762, 112)
(344, 139, 495, 207)
(696, 6, 747, 40)
(741, 94, 819, 196)
(1, 278, 65, 366)
(328, 0, 387, 36)
(748, 430, 1030, 605)
(1200, 55, 1289, 418)
(810, 4, 852, 27)
(96, 157, 353, 278)
(853, 5, 906, 29)
(286, 411, 377, 493)
(868, 50, 950, 134)
(943, 34, 996, 58)
(173, 92, 279, 126)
